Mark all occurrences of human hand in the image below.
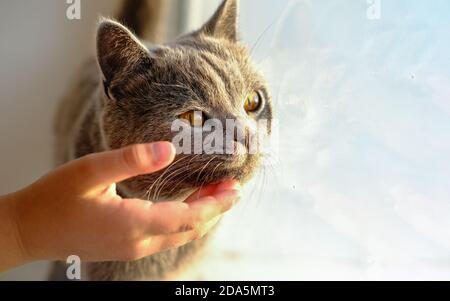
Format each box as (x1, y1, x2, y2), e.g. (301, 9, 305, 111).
(0, 142, 240, 271)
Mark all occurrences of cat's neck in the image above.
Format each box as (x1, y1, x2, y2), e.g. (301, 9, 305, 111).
(72, 99, 106, 159)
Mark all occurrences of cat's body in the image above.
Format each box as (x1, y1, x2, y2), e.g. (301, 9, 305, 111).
(53, 59, 206, 280)
(51, 0, 272, 280)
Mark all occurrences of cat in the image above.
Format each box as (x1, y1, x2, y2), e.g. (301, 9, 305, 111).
(50, 0, 273, 280)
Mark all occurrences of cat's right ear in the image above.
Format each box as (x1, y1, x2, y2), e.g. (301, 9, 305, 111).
(199, 0, 238, 41)
(96, 19, 149, 85)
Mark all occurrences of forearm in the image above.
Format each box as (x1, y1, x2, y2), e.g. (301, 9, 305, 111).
(0, 192, 29, 272)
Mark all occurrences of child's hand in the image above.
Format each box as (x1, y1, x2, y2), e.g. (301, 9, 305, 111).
(0, 142, 240, 271)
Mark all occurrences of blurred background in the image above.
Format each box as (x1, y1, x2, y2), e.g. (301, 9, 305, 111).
(1, 0, 449, 280)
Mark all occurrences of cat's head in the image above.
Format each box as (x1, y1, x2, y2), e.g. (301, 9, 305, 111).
(96, 0, 272, 200)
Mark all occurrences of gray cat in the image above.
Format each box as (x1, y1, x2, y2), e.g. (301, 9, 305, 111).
(51, 0, 273, 280)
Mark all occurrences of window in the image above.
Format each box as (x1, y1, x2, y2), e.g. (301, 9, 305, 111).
(182, 0, 450, 280)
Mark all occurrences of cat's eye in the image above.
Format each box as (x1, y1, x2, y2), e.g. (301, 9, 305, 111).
(179, 111, 205, 127)
(244, 91, 263, 113)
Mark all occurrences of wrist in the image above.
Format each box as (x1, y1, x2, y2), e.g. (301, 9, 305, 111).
(0, 191, 32, 271)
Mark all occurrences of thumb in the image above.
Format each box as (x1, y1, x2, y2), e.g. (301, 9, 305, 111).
(64, 142, 176, 191)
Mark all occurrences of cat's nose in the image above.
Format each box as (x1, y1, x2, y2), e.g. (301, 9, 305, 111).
(215, 116, 256, 151)
(231, 119, 254, 149)
(234, 125, 247, 144)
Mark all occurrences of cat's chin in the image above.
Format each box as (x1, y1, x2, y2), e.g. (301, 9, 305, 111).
(119, 153, 260, 201)
(117, 183, 196, 203)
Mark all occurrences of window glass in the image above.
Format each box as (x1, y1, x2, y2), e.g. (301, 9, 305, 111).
(190, 0, 450, 280)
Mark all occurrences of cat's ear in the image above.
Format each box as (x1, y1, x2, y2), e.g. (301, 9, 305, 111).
(96, 19, 149, 83)
(199, 0, 238, 41)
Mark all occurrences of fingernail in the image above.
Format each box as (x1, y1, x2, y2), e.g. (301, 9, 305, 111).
(149, 142, 173, 163)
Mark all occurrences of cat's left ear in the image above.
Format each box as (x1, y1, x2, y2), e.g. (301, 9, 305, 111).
(199, 0, 239, 42)
(96, 19, 149, 84)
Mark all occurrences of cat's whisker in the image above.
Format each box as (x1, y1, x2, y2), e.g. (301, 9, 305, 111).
(153, 82, 189, 90)
(153, 155, 201, 200)
(154, 154, 205, 200)
(256, 165, 268, 208)
(203, 159, 222, 188)
(167, 159, 223, 198)
(148, 155, 190, 200)
(194, 156, 219, 198)
(153, 165, 190, 199)
(162, 156, 215, 200)
(210, 161, 223, 181)
(195, 156, 217, 185)
(152, 156, 201, 201)
(249, 16, 278, 58)
(241, 162, 261, 212)
(264, 152, 281, 188)
(166, 163, 205, 197)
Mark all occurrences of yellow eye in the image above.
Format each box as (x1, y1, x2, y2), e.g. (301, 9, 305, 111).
(244, 91, 262, 113)
(179, 111, 205, 127)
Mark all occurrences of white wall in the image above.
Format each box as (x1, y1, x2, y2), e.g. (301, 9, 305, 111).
(0, 0, 121, 194)
(0, 0, 121, 280)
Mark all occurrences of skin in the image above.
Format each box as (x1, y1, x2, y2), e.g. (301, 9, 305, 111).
(0, 142, 240, 272)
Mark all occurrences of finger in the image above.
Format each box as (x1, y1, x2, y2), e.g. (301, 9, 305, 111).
(149, 190, 239, 235)
(122, 189, 240, 236)
(140, 215, 222, 257)
(63, 142, 175, 190)
(184, 179, 241, 203)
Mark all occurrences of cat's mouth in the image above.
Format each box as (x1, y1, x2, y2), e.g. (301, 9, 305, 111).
(119, 152, 260, 201)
